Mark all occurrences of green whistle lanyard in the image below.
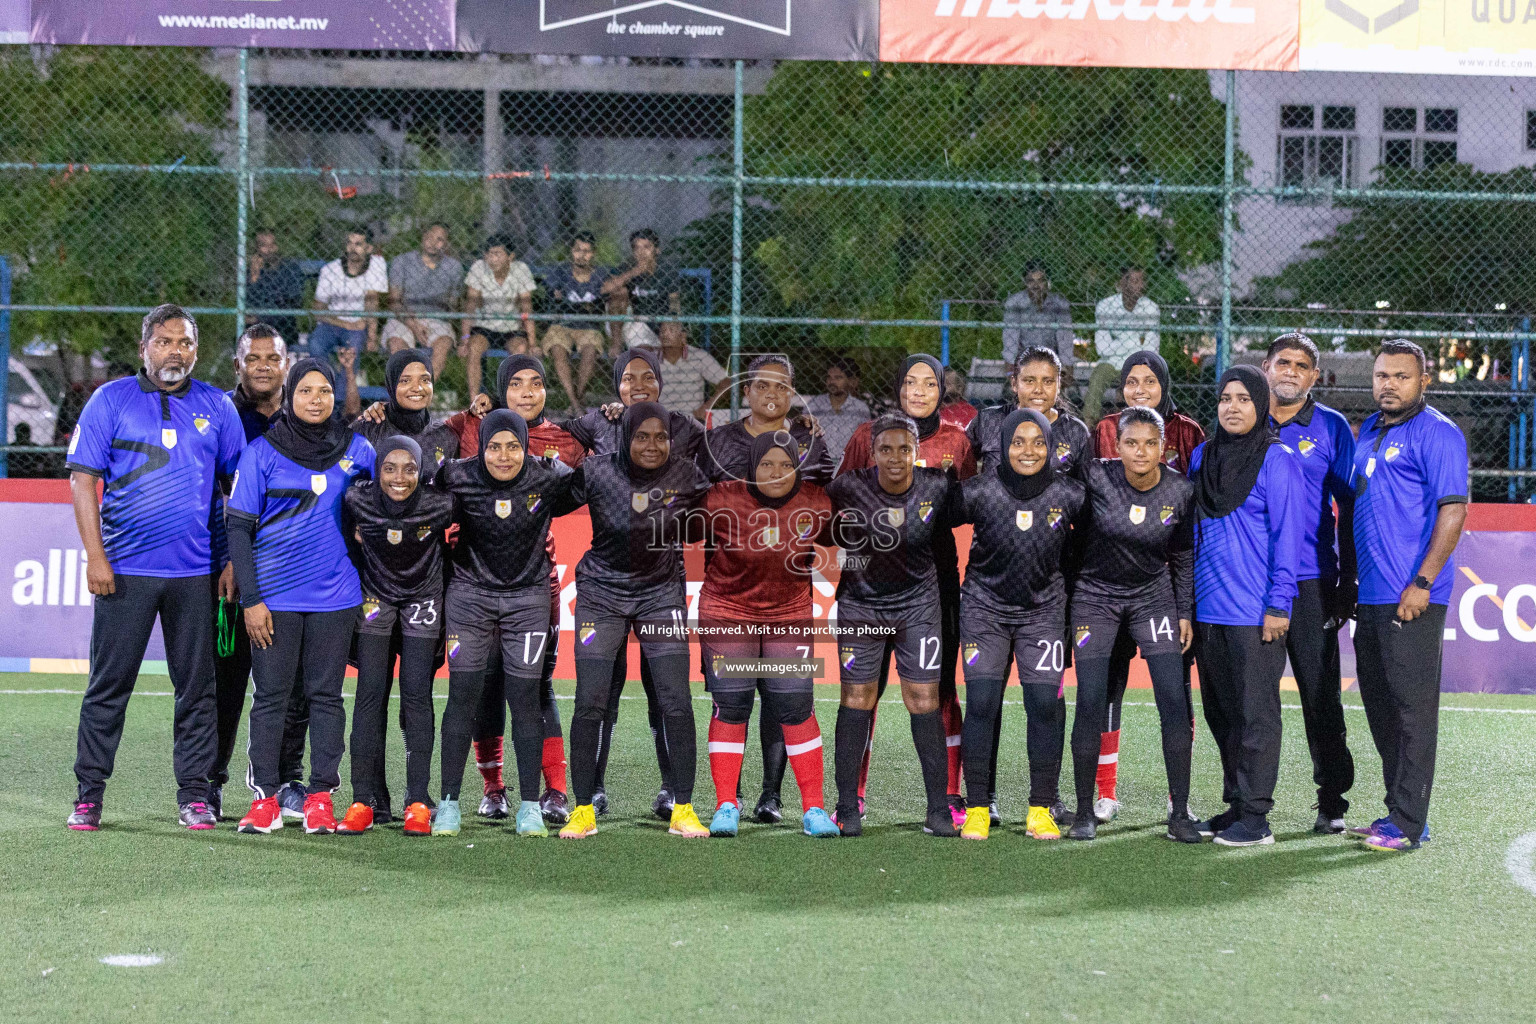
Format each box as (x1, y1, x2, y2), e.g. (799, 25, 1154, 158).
(216, 599, 238, 659)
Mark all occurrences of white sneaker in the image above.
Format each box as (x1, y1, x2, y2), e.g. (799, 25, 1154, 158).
(1093, 797, 1121, 824)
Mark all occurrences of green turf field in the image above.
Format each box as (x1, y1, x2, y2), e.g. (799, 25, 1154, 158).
(3, 673, 1535, 1023)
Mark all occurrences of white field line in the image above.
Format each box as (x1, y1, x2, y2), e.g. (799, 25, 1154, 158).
(1506, 832, 1536, 897)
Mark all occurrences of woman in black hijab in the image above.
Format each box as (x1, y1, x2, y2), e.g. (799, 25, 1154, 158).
(354, 348, 460, 473)
(952, 408, 1087, 840)
(565, 347, 703, 461)
(1190, 364, 1306, 848)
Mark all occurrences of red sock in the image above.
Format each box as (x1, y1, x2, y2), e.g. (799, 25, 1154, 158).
(1096, 729, 1120, 801)
(780, 718, 825, 811)
(940, 691, 963, 798)
(857, 706, 878, 800)
(473, 737, 505, 795)
(708, 717, 748, 810)
(541, 735, 567, 794)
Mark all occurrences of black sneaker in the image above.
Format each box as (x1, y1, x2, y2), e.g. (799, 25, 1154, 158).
(1213, 820, 1275, 847)
(1067, 812, 1097, 841)
(208, 785, 223, 822)
(1165, 814, 1203, 844)
(179, 801, 217, 830)
(988, 801, 1001, 827)
(371, 802, 395, 826)
(1313, 811, 1347, 834)
(540, 788, 570, 825)
(922, 807, 959, 837)
(67, 801, 102, 831)
(1049, 800, 1074, 828)
(754, 792, 783, 825)
(592, 788, 609, 816)
(1195, 808, 1238, 839)
(835, 805, 862, 837)
(651, 786, 674, 821)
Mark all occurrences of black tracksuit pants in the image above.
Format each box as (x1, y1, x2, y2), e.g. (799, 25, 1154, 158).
(1196, 622, 1287, 825)
(211, 604, 310, 789)
(351, 631, 438, 808)
(74, 573, 218, 806)
(1353, 602, 1446, 841)
(1286, 578, 1355, 819)
(246, 607, 357, 799)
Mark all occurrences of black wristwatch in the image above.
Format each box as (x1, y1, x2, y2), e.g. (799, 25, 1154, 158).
(1412, 574, 1432, 591)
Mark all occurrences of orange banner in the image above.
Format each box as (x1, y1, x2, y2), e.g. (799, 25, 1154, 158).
(879, 0, 1299, 71)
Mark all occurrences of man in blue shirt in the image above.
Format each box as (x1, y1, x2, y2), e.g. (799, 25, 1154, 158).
(1348, 339, 1468, 852)
(64, 304, 245, 832)
(1263, 333, 1358, 833)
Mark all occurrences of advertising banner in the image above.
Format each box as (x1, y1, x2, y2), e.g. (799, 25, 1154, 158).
(29, 0, 455, 51)
(1, 0, 27, 45)
(1301, 0, 1536, 76)
(879, 0, 1300, 71)
(456, 0, 879, 61)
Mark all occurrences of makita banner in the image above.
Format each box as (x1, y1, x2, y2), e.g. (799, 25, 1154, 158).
(879, 0, 1301, 71)
(458, 0, 879, 60)
(29, 0, 455, 50)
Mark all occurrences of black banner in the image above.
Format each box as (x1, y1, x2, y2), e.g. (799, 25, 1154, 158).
(457, 0, 877, 61)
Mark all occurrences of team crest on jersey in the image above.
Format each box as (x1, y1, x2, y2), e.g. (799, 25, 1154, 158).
(663, 492, 678, 507)
(193, 416, 210, 435)
(362, 600, 380, 621)
(918, 501, 934, 523)
(161, 428, 178, 449)
(792, 511, 817, 539)
(1056, 442, 1071, 463)
(1047, 508, 1063, 530)
(416, 526, 431, 541)
(760, 526, 781, 547)
(526, 494, 542, 513)
(495, 499, 512, 519)
(446, 636, 460, 660)
(963, 643, 979, 666)
(1129, 504, 1146, 525)
(310, 474, 328, 495)
(579, 622, 597, 646)
(1160, 505, 1176, 525)
(840, 647, 856, 670)
(886, 507, 906, 527)
(632, 491, 649, 512)
(1016, 510, 1034, 532)
(940, 454, 954, 470)
(914, 459, 927, 468)
(1384, 444, 1402, 463)
(543, 446, 559, 459)
(339, 457, 354, 473)
(1164, 449, 1178, 467)
(1297, 438, 1316, 456)
(434, 447, 445, 465)
(1075, 626, 1092, 648)
(387, 529, 402, 545)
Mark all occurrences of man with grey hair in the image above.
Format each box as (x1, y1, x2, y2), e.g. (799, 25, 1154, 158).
(64, 304, 246, 832)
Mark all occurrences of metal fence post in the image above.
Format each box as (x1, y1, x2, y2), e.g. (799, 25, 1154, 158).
(235, 48, 250, 336)
(940, 300, 951, 367)
(730, 59, 744, 416)
(1217, 69, 1236, 378)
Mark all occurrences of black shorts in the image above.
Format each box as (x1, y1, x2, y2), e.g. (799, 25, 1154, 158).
(700, 631, 817, 694)
(1069, 579, 1183, 661)
(572, 582, 689, 662)
(358, 592, 443, 639)
(959, 599, 1066, 687)
(445, 583, 552, 675)
(834, 600, 941, 686)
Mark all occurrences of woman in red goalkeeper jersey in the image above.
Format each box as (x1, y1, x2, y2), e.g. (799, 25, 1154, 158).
(696, 431, 839, 838)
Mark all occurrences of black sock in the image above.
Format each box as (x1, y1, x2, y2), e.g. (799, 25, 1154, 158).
(439, 669, 487, 802)
(758, 696, 786, 797)
(909, 710, 948, 814)
(505, 674, 545, 803)
(834, 705, 872, 816)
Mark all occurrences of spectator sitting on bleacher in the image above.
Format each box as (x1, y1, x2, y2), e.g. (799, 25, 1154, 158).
(640, 321, 729, 422)
(601, 227, 682, 351)
(1085, 263, 1160, 424)
(247, 229, 306, 346)
(542, 229, 611, 415)
(384, 222, 469, 395)
(462, 234, 537, 368)
(940, 368, 978, 430)
(1001, 260, 1075, 374)
(803, 355, 871, 465)
(310, 226, 386, 416)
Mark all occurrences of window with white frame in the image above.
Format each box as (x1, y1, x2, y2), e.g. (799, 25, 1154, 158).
(1381, 106, 1458, 171)
(1276, 104, 1358, 202)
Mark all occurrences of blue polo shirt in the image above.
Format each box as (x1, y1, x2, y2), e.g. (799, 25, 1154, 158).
(1350, 403, 1468, 606)
(65, 373, 244, 578)
(227, 433, 375, 612)
(1268, 398, 1356, 583)
(1190, 442, 1306, 626)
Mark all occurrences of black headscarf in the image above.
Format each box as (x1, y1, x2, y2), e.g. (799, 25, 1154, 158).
(619, 400, 672, 486)
(614, 347, 664, 403)
(384, 348, 433, 435)
(478, 409, 529, 487)
(997, 408, 1055, 502)
(495, 353, 547, 425)
(374, 435, 424, 518)
(896, 353, 946, 440)
(745, 429, 803, 509)
(1192, 365, 1277, 520)
(1121, 350, 1176, 421)
(264, 358, 354, 472)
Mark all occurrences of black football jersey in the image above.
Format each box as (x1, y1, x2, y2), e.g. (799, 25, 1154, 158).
(342, 483, 455, 606)
(353, 415, 460, 475)
(957, 472, 1086, 616)
(825, 466, 959, 612)
(569, 453, 710, 593)
(968, 405, 1093, 480)
(698, 419, 835, 486)
(434, 456, 579, 592)
(1078, 459, 1195, 618)
(567, 408, 704, 462)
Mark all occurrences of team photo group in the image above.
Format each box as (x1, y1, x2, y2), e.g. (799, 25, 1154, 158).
(61, 299, 1468, 853)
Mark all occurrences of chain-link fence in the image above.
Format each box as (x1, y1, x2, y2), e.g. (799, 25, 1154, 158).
(2, 48, 1534, 497)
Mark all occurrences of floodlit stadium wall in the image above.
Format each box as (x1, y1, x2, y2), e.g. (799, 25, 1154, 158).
(4, 480, 1533, 694)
